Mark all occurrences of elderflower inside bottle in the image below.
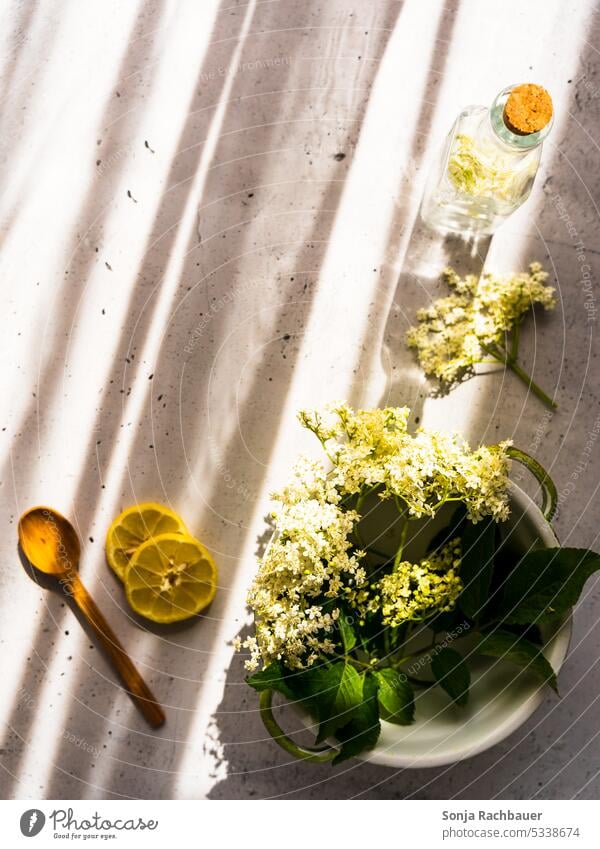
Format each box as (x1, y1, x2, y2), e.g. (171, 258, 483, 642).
(420, 83, 553, 236)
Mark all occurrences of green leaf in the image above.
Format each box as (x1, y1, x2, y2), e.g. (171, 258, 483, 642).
(338, 613, 357, 653)
(374, 667, 415, 724)
(333, 672, 381, 764)
(476, 629, 558, 693)
(458, 516, 496, 623)
(431, 647, 471, 706)
(301, 662, 364, 744)
(499, 547, 600, 625)
(246, 660, 297, 700)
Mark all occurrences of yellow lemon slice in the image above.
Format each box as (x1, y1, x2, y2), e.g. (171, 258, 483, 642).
(105, 503, 187, 580)
(125, 533, 217, 623)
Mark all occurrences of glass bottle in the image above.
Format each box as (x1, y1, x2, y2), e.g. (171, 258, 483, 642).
(420, 84, 553, 236)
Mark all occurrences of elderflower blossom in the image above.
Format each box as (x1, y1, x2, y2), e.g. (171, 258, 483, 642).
(241, 404, 513, 672)
(302, 403, 512, 521)
(368, 538, 463, 626)
(238, 459, 366, 670)
(406, 262, 555, 387)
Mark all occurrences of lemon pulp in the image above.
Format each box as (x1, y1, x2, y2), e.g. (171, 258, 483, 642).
(125, 533, 217, 623)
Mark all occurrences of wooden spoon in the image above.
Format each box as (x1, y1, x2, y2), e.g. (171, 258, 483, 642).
(18, 506, 165, 728)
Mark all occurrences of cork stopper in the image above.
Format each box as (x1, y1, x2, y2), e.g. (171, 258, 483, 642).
(503, 83, 553, 135)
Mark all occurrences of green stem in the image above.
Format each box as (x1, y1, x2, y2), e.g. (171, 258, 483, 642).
(356, 484, 379, 514)
(509, 321, 521, 361)
(353, 526, 366, 550)
(508, 359, 557, 410)
(482, 344, 557, 410)
(392, 496, 410, 572)
(393, 521, 409, 571)
(316, 434, 336, 465)
(331, 653, 372, 670)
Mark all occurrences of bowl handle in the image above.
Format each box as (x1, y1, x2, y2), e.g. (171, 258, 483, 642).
(507, 447, 557, 522)
(259, 689, 338, 762)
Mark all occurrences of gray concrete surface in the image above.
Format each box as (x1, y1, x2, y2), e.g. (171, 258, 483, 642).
(1, 0, 599, 799)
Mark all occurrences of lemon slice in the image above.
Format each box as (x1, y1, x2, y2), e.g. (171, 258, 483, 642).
(106, 503, 187, 580)
(125, 533, 217, 623)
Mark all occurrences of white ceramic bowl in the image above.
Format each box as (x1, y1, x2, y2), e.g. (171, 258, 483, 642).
(361, 484, 571, 768)
(285, 483, 571, 768)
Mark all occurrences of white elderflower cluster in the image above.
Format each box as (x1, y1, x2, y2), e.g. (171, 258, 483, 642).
(241, 404, 512, 671)
(371, 538, 463, 626)
(406, 262, 555, 386)
(238, 459, 366, 670)
(302, 403, 512, 521)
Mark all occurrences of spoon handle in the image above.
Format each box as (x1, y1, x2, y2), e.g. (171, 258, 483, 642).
(67, 574, 165, 728)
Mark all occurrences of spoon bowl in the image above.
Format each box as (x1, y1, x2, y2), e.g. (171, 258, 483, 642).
(19, 506, 81, 578)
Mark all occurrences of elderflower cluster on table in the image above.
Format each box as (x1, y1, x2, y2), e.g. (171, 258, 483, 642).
(406, 262, 557, 408)
(238, 404, 598, 764)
